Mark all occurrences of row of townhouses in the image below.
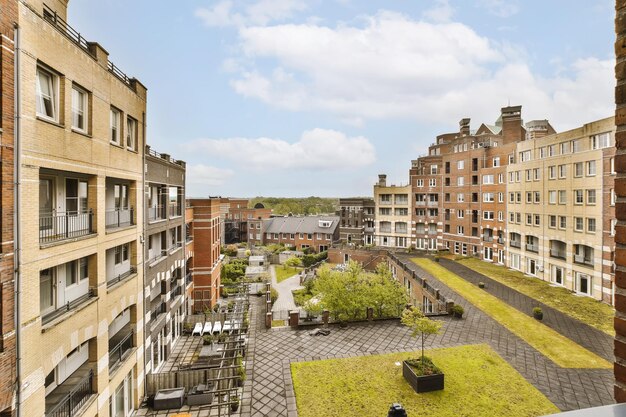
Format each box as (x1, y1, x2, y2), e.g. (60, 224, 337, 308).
(0, 2, 223, 416)
(359, 106, 614, 304)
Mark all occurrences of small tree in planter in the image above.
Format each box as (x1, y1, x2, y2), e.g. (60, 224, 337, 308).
(230, 395, 240, 412)
(450, 304, 464, 319)
(203, 334, 214, 345)
(401, 307, 444, 393)
(532, 307, 543, 320)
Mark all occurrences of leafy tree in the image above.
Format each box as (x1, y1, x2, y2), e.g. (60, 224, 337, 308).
(224, 244, 238, 257)
(284, 256, 302, 269)
(401, 306, 442, 363)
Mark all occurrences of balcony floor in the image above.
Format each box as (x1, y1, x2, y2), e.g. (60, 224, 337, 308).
(45, 362, 94, 414)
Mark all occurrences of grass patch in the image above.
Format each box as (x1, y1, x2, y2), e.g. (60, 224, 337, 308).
(412, 258, 610, 369)
(453, 257, 615, 336)
(272, 319, 286, 327)
(274, 266, 302, 283)
(292, 344, 559, 417)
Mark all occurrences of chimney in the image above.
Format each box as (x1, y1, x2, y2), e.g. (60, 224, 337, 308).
(378, 174, 387, 187)
(459, 118, 471, 136)
(500, 105, 524, 143)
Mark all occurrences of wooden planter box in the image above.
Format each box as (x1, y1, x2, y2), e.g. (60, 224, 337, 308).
(402, 361, 444, 393)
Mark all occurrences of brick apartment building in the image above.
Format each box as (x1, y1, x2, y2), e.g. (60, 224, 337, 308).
(337, 198, 375, 246)
(222, 198, 272, 244)
(261, 216, 339, 252)
(16, 1, 147, 415)
(0, 0, 17, 414)
(187, 198, 222, 312)
(144, 146, 186, 373)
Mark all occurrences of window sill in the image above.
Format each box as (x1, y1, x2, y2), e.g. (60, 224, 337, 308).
(126, 147, 138, 154)
(36, 116, 64, 129)
(71, 128, 92, 138)
(110, 141, 124, 149)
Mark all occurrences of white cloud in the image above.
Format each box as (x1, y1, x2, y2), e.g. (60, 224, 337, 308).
(186, 164, 234, 186)
(423, 0, 454, 23)
(478, 0, 520, 18)
(225, 10, 613, 130)
(195, 0, 307, 28)
(186, 128, 376, 171)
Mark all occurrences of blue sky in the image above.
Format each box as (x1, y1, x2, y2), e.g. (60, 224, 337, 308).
(69, 0, 615, 198)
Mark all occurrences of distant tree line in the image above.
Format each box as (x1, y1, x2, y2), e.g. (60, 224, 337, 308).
(249, 196, 338, 215)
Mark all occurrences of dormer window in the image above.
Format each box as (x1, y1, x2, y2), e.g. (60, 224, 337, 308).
(319, 220, 332, 228)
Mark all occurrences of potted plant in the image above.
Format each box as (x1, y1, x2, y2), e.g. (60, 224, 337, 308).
(434, 256, 440, 263)
(230, 395, 240, 412)
(183, 322, 194, 334)
(450, 304, 464, 319)
(478, 282, 485, 289)
(203, 334, 214, 345)
(401, 306, 444, 393)
(533, 307, 543, 320)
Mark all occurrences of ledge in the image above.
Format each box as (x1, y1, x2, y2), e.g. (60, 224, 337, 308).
(41, 295, 99, 333)
(39, 232, 97, 250)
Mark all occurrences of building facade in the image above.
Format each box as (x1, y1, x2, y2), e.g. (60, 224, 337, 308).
(262, 216, 339, 252)
(222, 198, 272, 244)
(144, 146, 186, 373)
(0, 0, 17, 414)
(507, 117, 615, 303)
(17, 1, 146, 416)
(187, 198, 222, 312)
(337, 198, 375, 246)
(373, 175, 412, 249)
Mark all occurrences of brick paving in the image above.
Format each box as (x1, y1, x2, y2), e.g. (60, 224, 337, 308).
(243, 256, 615, 416)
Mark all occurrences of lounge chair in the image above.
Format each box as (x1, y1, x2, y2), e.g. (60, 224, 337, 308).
(222, 321, 232, 334)
(212, 321, 222, 334)
(203, 322, 212, 336)
(191, 322, 203, 336)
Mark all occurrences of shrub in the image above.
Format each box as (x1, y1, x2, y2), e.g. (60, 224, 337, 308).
(478, 282, 485, 288)
(224, 244, 238, 257)
(203, 335, 214, 345)
(532, 307, 543, 320)
(405, 356, 442, 376)
(302, 251, 328, 267)
(270, 286, 279, 305)
(450, 304, 464, 318)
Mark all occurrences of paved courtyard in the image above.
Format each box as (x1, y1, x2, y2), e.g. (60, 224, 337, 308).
(242, 257, 615, 417)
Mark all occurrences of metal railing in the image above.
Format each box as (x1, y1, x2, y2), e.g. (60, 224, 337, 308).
(483, 236, 494, 242)
(510, 241, 521, 248)
(43, 4, 90, 52)
(497, 237, 505, 244)
(107, 61, 132, 88)
(550, 249, 566, 259)
(526, 243, 539, 253)
(148, 205, 165, 221)
(171, 283, 183, 299)
(109, 331, 134, 371)
(169, 242, 183, 254)
(169, 204, 182, 218)
(148, 250, 168, 265)
(186, 273, 193, 286)
(39, 211, 94, 244)
(45, 369, 94, 417)
(105, 207, 133, 229)
(42, 289, 95, 325)
(106, 267, 137, 288)
(574, 254, 593, 266)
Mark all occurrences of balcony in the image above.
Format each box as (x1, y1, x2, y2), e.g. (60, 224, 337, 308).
(186, 273, 193, 287)
(169, 242, 183, 254)
(148, 205, 166, 222)
(171, 282, 183, 299)
(45, 367, 94, 417)
(426, 201, 439, 207)
(574, 254, 593, 267)
(169, 203, 182, 218)
(148, 250, 168, 267)
(483, 236, 493, 243)
(550, 249, 566, 260)
(109, 328, 134, 372)
(42, 289, 96, 325)
(105, 207, 134, 229)
(414, 201, 426, 206)
(107, 267, 137, 288)
(364, 227, 375, 233)
(150, 303, 167, 332)
(497, 237, 505, 244)
(510, 240, 521, 248)
(39, 211, 94, 244)
(526, 243, 539, 253)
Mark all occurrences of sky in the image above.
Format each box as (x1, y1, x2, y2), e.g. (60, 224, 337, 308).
(69, 0, 615, 198)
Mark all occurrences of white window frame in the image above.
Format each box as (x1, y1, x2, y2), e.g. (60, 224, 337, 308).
(36, 66, 59, 122)
(71, 84, 88, 133)
(111, 107, 121, 145)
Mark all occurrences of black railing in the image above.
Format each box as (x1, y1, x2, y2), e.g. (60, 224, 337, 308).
(39, 211, 94, 244)
(186, 273, 193, 286)
(105, 207, 133, 229)
(43, 4, 90, 52)
(483, 236, 493, 242)
(42, 289, 95, 325)
(107, 61, 132, 88)
(109, 331, 134, 371)
(106, 267, 137, 288)
(45, 369, 94, 417)
(169, 242, 183, 253)
(550, 249, 566, 260)
(171, 283, 182, 299)
(169, 204, 182, 218)
(148, 205, 166, 221)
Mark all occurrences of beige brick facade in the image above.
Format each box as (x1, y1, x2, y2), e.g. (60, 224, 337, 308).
(373, 176, 412, 249)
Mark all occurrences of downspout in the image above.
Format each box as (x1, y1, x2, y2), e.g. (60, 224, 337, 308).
(13, 22, 22, 417)
(141, 111, 147, 399)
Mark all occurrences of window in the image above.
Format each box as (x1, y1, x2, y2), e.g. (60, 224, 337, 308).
(611, 157, 616, 174)
(520, 150, 531, 162)
(574, 162, 583, 177)
(586, 160, 596, 176)
(483, 193, 494, 203)
(574, 190, 584, 204)
(493, 157, 500, 167)
(509, 212, 515, 222)
(36, 66, 58, 121)
(457, 177, 464, 186)
(111, 108, 121, 144)
(66, 179, 88, 214)
(612, 189, 616, 206)
(534, 191, 541, 203)
(457, 226, 464, 235)
(498, 192, 503, 203)
(71, 85, 88, 132)
(587, 218, 596, 233)
(126, 117, 137, 151)
(574, 217, 584, 232)
(612, 219, 618, 236)
(516, 192, 521, 203)
(526, 192, 532, 204)
(558, 165, 567, 178)
(548, 145, 556, 156)
(508, 154, 514, 164)
(548, 166, 556, 179)
(457, 160, 464, 170)
(560, 141, 570, 154)
(526, 214, 532, 225)
(483, 211, 494, 220)
(549, 215, 556, 228)
(498, 211, 503, 221)
(509, 172, 515, 183)
(525, 170, 532, 182)
(558, 190, 567, 204)
(430, 165, 438, 174)
(533, 168, 540, 180)
(571, 139, 581, 153)
(66, 260, 78, 286)
(559, 216, 567, 229)
(587, 189, 596, 205)
(498, 173, 504, 184)
(509, 192, 515, 203)
(416, 179, 424, 187)
(457, 209, 464, 219)
(516, 212, 521, 223)
(548, 191, 556, 204)
(534, 214, 540, 226)
(591, 132, 611, 149)
(457, 193, 464, 203)
(483, 175, 494, 185)
(539, 147, 546, 159)
(429, 178, 436, 187)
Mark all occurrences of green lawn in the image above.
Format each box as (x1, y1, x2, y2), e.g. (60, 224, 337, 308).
(274, 266, 302, 283)
(454, 257, 615, 336)
(272, 319, 286, 327)
(291, 344, 559, 417)
(412, 258, 611, 369)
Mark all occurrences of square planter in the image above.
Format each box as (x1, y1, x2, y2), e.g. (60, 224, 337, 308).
(402, 360, 444, 393)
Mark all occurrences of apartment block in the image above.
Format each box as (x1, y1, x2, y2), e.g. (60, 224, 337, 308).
(186, 198, 222, 312)
(0, 0, 17, 414)
(507, 117, 615, 303)
(262, 216, 339, 252)
(373, 175, 412, 248)
(337, 198, 375, 246)
(17, 1, 145, 416)
(222, 198, 272, 244)
(144, 146, 186, 374)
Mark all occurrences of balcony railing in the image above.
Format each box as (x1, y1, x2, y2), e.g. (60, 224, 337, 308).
(147, 205, 166, 222)
(42, 289, 95, 325)
(415, 201, 426, 206)
(105, 207, 134, 229)
(171, 283, 183, 299)
(148, 250, 168, 266)
(379, 228, 392, 233)
(186, 273, 193, 286)
(169, 204, 182, 218)
(526, 243, 539, 253)
(43, 4, 89, 52)
(427, 201, 439, 207)
(550, 249, 567, 260)
(39, 211, 94, 244)
(106, 267, 137, 288)
(169, 242, 183, 254)
(510, 241, 521, 248)
(364, 227, 375, 233)
(574, 254, 593, 266)
(45, 369, 94, 417)
(483, 236, 494, 242)
(497, 237, 505, 244)
(109, 331, 134, 371)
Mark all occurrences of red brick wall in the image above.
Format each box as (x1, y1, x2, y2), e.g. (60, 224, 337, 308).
(0, 0, 17, 413)
(327, 248, 387, 270)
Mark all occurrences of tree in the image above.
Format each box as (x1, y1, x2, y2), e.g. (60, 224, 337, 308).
(284, 256, 302, 269)
(401, 307, 442, 363)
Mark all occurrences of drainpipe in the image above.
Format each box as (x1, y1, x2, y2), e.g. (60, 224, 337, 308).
(13, 22, 22, 417)
(141, 111, 147, 400)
